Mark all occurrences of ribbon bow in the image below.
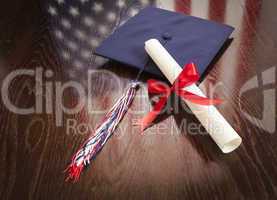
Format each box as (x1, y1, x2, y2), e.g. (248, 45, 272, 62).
(141, 62, 222, 131)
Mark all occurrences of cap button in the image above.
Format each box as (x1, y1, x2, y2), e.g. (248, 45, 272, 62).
(162, 32, 172, 40)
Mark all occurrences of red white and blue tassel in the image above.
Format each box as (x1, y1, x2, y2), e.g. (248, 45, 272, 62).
(66, 81, 139, 182)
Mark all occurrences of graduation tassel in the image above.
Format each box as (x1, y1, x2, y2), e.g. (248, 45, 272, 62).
(66, 81, 139, 182)
(65, 35, 165, 182)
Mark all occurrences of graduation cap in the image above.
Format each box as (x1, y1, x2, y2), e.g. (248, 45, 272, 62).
(66, 7, 238, 181)
(95, 6, 234, 78)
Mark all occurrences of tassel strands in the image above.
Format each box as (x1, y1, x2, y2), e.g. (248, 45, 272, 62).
(66, 81, 139, 182)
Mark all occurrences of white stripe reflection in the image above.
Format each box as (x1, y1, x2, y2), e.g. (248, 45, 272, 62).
(156, 0, 175, 11)
(220, 0, 246, 86)
(191, 0, 209, 19)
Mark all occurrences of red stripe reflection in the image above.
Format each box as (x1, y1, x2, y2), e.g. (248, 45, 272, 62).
(175, 0, 191, 15)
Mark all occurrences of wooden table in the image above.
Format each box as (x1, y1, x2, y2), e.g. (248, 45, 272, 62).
(0, 0, 276, 199)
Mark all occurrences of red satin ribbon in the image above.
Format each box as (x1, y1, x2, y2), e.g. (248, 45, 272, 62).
(141, 62, 223, 131)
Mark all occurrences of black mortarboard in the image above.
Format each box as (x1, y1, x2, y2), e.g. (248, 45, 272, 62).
(95, 6, 234, 78)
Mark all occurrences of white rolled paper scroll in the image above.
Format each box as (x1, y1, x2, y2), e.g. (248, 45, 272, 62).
(145, 39, 242, 153)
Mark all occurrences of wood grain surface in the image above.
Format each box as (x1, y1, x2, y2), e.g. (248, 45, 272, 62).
(0, 0, 276, 199)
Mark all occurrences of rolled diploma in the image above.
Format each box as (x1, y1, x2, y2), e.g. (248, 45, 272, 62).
(145, 39, 242, 153)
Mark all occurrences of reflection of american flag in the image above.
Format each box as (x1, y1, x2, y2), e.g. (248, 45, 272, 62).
(46, 0, 154, 79)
